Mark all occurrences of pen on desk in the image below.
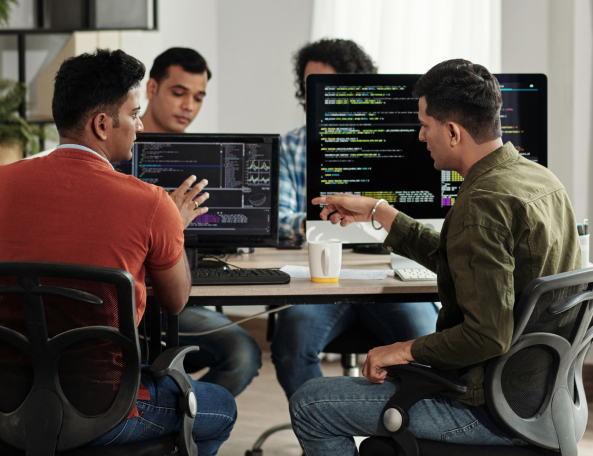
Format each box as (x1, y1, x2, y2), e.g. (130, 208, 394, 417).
(578, 224, 583, 236)
(584, 219, 588, 235)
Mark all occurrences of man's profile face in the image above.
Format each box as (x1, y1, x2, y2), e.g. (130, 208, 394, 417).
(110, 89, 143, 162)
(418, 97, 454, 171)
(146, 64, 208, 133)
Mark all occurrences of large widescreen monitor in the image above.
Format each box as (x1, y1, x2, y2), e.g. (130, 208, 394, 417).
(133, 133, 280, 250)
(305, 73, 548, 243)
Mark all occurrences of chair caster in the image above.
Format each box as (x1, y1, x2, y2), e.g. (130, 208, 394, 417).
(245, 450, 263, 456)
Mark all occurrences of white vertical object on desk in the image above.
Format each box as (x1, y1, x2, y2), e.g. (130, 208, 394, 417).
(580, 235, 590, 269)
(308, 241, 342, 282)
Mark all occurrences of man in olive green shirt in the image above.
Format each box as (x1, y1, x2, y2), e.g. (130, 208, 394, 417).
(288, 59, 581, 456)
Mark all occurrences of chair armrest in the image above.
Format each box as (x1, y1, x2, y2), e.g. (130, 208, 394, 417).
(150, 346, 200, 379)
(373, 364, 469, 456)
(385, 364, 468, 394)
(149, 346, 200, 456)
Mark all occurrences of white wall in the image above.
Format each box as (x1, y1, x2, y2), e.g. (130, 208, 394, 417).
(501, 0, 593, 224)
(216, 0, 313, 135)
(122, 0, 313, 137)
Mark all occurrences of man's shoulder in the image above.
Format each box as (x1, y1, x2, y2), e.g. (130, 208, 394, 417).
(450, 157, 567, 238)
(109, 173, 167, 203)
(470, 155, 564, 206)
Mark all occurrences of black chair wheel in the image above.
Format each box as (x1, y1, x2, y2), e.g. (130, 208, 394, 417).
(245, 450, 263, 456)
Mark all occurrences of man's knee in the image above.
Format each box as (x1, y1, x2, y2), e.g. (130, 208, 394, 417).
(289, 377, 327, 418)
(195, 382, 237, 436)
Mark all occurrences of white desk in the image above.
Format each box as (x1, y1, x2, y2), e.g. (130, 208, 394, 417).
(146, 248, 438, 361)
(183, 248, 437, 304)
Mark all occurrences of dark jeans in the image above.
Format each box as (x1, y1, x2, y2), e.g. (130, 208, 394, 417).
(177, 306, 262, 396)
(90, 365, 236, 456)
(271, 302, 439, 399)
(290, 376, 526, 456)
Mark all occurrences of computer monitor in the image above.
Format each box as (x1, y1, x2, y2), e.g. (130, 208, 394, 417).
(305, 73, 548, 243)
(132, 133, 280, 250)
(112, 161, 133, 175)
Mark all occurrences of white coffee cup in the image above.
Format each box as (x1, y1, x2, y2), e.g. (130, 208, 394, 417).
(309, 241, 342, 282)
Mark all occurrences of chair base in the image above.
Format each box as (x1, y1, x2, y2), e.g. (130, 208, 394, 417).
(246, 423, 293, 455)
(359, 436, 559, 456)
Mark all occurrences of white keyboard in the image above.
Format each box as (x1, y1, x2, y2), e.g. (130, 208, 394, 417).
(394, 268, 437, 281)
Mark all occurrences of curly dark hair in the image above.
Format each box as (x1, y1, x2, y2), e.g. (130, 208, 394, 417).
(52, 48, 145, 137)
(412, 59, 502, 145)
(293, 38, 377, 107)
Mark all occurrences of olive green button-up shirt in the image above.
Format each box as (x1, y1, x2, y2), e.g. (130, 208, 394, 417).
(383, 142, 581, 406)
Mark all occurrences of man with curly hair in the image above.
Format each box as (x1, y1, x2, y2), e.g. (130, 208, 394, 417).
(271, 39, 438, 401)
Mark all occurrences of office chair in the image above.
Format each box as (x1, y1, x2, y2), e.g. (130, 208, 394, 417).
(359, 268, 593, 456)
(246, 311, 384, 456)
(0, 262, 200, 456)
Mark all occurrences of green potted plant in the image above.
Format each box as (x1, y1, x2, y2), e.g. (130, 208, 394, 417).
(0, 79, 40, 165)
(0, 0, 18, 26)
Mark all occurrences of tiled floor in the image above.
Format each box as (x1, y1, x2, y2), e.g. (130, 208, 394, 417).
(204, 354, 593, 456)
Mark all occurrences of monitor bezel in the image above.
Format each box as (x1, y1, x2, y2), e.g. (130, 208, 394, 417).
(134, 132, 280, 249)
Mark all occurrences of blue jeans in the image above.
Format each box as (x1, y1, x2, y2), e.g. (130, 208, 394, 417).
(290, 376, 525, 456)
(271, 303, 438, 399)
(176, 306, 261, 396)
(91, 366, 236, 456)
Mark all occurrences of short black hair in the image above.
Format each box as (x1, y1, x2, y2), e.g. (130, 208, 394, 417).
(52, 48, 145, 137)
(412, 59, 502, 145)
(293, 38, 377, 106)
(149, 47, 212, 83)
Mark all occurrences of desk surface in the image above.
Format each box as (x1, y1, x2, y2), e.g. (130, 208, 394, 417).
(182, 248, 437, 298)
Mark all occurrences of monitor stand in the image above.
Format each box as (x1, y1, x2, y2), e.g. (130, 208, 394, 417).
(351, 243, 390, 255)
(197, 259, 228, 269)
(186, 247, 229, 269)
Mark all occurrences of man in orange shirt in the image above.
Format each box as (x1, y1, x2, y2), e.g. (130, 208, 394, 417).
(0, 48, 236, 453)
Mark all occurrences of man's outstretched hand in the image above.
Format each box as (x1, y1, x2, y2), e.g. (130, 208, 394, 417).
(362, 340, 415, 383)
(169, 175, 209, 229)
(311, 194, 398, 229)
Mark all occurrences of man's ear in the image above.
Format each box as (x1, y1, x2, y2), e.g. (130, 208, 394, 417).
(146, 78, 158, 100)
(91, 112, 109, 141)
(448, 122, 462, 147)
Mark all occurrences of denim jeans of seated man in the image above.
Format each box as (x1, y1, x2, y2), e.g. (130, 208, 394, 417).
(90, 366, 237, 456)
(169, 306, 261, 396)
(290, 376, 526, 456)
(271, 302, 439, 399)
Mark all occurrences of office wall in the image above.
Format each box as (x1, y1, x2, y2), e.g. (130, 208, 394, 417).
(124, 0, 313, 136)
(501, 0, 593, 224)
(120, 0, 219, 134)
(216, 0, 314, 135)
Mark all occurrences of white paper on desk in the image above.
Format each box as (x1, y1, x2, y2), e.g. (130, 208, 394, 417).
(280, 265, 391, 280)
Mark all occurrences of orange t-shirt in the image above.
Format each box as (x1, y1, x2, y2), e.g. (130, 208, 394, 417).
(0, 148, 184, 416)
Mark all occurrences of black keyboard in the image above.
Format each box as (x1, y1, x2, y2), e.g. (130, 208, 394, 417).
(191, 268, 291, 286)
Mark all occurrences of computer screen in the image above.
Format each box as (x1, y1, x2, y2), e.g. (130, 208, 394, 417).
(112, 161, 133, 175)
(132, 133, 280, 249)
(305, 73, 548, 243)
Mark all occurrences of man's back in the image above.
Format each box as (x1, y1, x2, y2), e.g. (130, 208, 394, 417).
(0, 148, 184, 322)
(443, 142, 581, 296)
(411, 142, 582, 404)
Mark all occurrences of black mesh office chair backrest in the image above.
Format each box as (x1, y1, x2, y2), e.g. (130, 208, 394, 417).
(485, 268, 593, 454)
(0, 262, 141, 455)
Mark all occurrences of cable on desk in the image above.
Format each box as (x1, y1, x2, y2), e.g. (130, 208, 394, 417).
(177, 304, 292, 337)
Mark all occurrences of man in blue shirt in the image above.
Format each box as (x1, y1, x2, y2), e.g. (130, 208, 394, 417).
(272, 39, 438, 399)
